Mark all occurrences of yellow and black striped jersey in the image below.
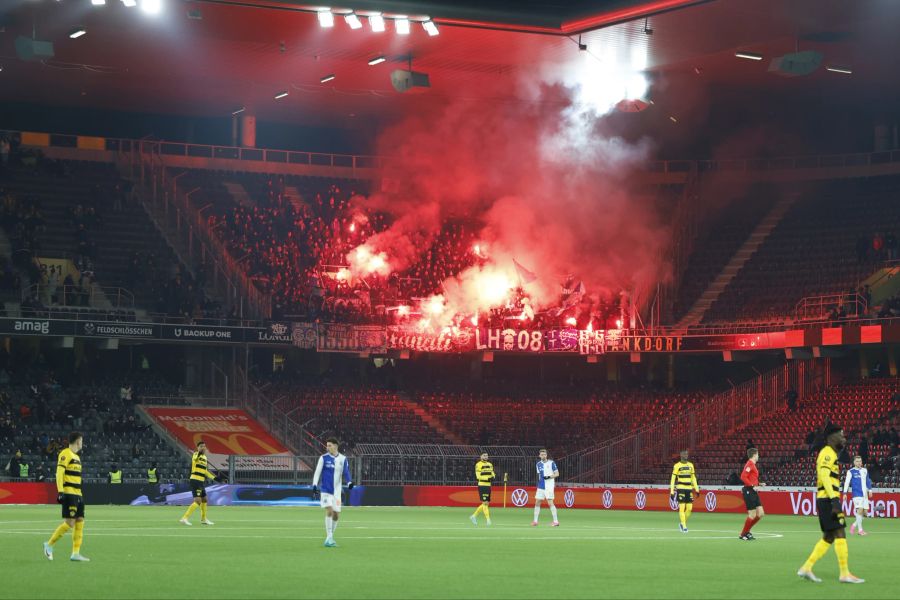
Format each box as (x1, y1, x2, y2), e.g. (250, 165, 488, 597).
(670, 460, 698, 493)
(475, 460, 496, 486)
(189, 452, 216, 482)
(56, 448, 82, 497)
(816, 446, 841, 499)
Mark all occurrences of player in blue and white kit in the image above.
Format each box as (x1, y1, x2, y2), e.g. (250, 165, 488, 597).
(532, 448, 559, 527)
(312, 437, 353, 547)
(843, 455, 873, 536)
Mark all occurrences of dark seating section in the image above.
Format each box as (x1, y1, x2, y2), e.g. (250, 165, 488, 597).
(639, 377, 900, 487)
(416, 388, 709, 455)
(702, 178, 900, 324)
(0, 159, 220, 320)
(0, 373, 187, 482)
(264, 383, 452, 447)
(672, 188, 776, 322)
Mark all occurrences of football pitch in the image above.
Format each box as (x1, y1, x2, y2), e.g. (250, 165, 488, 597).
(0, 505, 896, 599)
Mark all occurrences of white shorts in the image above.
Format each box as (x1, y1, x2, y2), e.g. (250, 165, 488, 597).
(536, 485, 555, 501)
(852, 497, 870, 511)
(320, 493, 342, 512)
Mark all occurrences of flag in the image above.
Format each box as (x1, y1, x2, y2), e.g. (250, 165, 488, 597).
(513, 259, 538, 285)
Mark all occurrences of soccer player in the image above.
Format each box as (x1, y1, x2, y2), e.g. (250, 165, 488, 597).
(843, 455, 873, 536)
(470, 451, 496, 526)
(179, 440, 218, 526)
(312, 437, 353, 547)
(739, 447, 765, 540)
(798, 424, 864, 583)
(43, 431, 89, 562)
(532, 448, 559, 527)
(670, 449, 700, 533)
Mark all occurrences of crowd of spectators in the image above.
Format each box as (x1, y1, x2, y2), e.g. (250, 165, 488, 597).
(203, 174, 629, 327)
(1, 368, 180, 482)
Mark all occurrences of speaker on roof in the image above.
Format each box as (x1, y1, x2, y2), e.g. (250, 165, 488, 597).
(767, 50, 822, 77)
(15, 36, 55, 61)
(390, 69, 430, 93)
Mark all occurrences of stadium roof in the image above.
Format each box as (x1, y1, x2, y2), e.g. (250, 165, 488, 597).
(1, 0, 897, 127)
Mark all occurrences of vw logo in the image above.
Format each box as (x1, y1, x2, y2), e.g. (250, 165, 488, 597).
(669, 494, 679, 511)
(511, 488, 529, 507)
(602, 489, 613, 509)
(635, 490, 647, 510)
(705, 492, 717, 512)
(563, 489, 575, 508)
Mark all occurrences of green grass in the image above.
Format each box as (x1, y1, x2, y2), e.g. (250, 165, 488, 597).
(0, 505, 895, 599)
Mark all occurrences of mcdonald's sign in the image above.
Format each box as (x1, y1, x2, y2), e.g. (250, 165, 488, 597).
(145, 407, 290, 456)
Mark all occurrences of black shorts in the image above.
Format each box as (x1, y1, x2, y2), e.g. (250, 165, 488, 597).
(817, 499, 846, 533)
(478, 486, 492, 503)
(676, 490, 694, 504)
(190, 480, 207, 499)
(742, 486, 761, 510)
(61, 494, 85, 520)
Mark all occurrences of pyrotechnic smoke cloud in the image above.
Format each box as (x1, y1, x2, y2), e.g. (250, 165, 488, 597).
(349, 47, 671, 324)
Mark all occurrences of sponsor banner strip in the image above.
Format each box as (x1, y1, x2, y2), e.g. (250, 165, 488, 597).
(2, 317, 899, 355)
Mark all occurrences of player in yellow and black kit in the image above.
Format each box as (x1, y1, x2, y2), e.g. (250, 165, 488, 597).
(670, 449, 700, 533)
(797, 424, 864, 584)
(43, 432, 89, 562)
(469, 452, 496, 526)
(179, 440, 222, 526)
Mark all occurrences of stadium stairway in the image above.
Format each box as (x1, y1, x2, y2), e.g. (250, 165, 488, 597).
(675, 194, 796, 328)
(399, 397, 467, 446)
(223, 182, 253, 208)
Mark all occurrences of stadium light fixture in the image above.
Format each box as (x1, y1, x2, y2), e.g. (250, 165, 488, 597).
(274, 91, 289, 99)
(422, 20, 439, 36)
(320, 74, 336, 83)
(369, 14, 385, 32)
(91, 0, 106, 5)
(345, 13, 362, 30)
(826, 65, 852, 74)
(317, 9, 334, 28)
(368, 55, 386, 66)
(69, 28, 87, 39)
(140, 0, 161, 14)
(121, 0, 137, 7)
(735, 51, 763, 61)
(395, 17, 410, 35)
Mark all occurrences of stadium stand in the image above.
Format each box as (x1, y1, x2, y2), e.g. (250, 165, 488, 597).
(263, 382, 454, 448)
(701, 177, 900, 325)
(0, 159, 221, 321)
(672, 187, 777, 322)
(415, 387, 711, 455)
(639, 377, 900, 488)
(0, 372, 187, 482)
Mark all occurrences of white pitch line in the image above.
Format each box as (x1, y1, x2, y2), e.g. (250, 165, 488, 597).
(0, 530, 782, 541)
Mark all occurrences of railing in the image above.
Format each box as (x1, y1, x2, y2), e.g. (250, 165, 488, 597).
(558, 359, 828, 483)
(22, 283, 135, 309)
(10, 128, 900, 181)
(129, 147, 272, 319)
(795, 293, 866, 322)
(647, 149, 900, 175)
(234, 367, 323, 457)
(3, 129, 384, 175)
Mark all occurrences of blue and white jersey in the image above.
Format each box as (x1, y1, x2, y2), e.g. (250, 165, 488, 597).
(536, 459, 558, 489)
(843, 467, 871, 498)
(313, 453, 351, 495)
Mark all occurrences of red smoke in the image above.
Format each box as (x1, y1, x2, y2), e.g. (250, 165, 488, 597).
(349, 70, 671, 324)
